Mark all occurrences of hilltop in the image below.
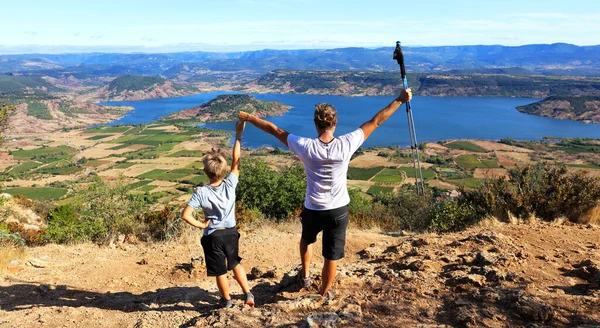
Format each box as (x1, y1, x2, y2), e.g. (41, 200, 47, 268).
(164, 94, 291, 122)
(240, 70, 600, 98)
(1, 220, 598, 327)
(517, 96, 600, 124)
(92, 75, 193, 101)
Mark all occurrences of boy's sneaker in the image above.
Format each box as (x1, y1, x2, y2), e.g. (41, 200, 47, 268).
(245, 292, 255, 307)
(322, 290, 336, 302)
(220, 298, 233, 309)
(299, 274, 311, 288)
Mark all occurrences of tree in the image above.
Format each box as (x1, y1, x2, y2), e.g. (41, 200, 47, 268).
(0, 104, 15, 146)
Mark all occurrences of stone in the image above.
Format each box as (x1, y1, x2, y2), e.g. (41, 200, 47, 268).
(448, 271, 486, 287)
(473, 251, 496, 266)
(411, 238, 429, 247)
(358, 245, 384, 259)
(137, 258, 149, 265)
(398, 269, 415, 280)
(26, 259, 47, 268)
(408, 260, 442, 273)
(277, 295, 324, 312)
(307, 313, 340, 328)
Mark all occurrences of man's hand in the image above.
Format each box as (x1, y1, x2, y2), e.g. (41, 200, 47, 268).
(397, 88, 413, 103)
(238, 111, 251, 121)
(235, 120, 246, 139)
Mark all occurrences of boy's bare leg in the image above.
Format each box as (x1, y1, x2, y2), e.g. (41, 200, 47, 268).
(232, 264, 250, 294)
(300, 238, 313, 279)
(319, 259, 336, 297)
(215, 274, 230, 300)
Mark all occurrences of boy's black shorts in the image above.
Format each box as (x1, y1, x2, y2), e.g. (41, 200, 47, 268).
(201, 228, 242, 276)
(300, 205, 349, 261)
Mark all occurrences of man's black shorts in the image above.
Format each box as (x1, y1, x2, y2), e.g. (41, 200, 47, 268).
(300, 205, 349, 260)
(200, 228, 242, 276)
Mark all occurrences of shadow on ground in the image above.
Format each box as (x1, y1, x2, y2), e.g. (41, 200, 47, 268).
(0, 282, 220, 314)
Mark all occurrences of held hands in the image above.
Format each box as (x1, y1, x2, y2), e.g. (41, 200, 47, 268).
(235, 120, 246, 139)
(397, 88, 413, 103)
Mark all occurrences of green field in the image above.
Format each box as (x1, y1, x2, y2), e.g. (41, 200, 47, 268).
(447, 178, 483, 188)
(35, 163, 84, 175)
(109, 135, 146, 144)
(113, 162, 135, 169)
(84, 126, 130, 134)
(186, 162, 204, 170)
(86, 134, 113, 140)
(168, 150, 200, 157)
(3, 187, 68, 200)
(169, 168, 197, 175)
(399, 167, 436, 179)
(445, 141, 488, 152)
(371, 168, 403, 182)
(125, 179, 153, 191)
(11, 146, 77, 160)
(347, 166, 383, 180)
(455, 154, 499, 169)
(138, 169, 188, 181)
(7, 161, 43, 175)
(26, 101, 52, 120)
(154, 143, 178, 151)
(366, 185, 394, 196)
(181, 175, 207, 185)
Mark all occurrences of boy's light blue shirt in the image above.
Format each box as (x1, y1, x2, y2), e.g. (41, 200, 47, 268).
(187, 173, 238, 236)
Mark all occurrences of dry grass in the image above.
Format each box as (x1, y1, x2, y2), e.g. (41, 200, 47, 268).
(0, 245, 25, 275)
(579, 204, 600, 225)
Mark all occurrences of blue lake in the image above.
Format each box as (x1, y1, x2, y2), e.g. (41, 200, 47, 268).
(102, 92, 600, 148)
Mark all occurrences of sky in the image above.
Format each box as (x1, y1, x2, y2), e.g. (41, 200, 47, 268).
(0, 0, 599, 53)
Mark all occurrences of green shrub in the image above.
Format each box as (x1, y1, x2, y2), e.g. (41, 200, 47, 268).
(426, 199, 479, 232)
(463, 163, 600, 222)
(237, 159, 306, 220)
(373, 186, 434, 231)
(140, 205, 182, 241)
(43, 204, 84, 244)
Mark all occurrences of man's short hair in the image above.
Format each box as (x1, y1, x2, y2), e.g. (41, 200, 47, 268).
(202, 148, 228, 181)
(314, 103, 338, 130)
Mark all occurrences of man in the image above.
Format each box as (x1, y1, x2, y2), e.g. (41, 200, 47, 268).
(239, 89, 412, 299)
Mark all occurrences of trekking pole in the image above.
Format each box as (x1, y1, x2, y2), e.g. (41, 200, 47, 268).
(393, 41, 425, 195)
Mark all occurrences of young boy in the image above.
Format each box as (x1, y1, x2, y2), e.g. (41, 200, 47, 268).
(181, 121, 254, 308)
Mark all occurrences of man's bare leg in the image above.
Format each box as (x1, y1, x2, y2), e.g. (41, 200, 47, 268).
(300, 238, 313, 279)
(319, 259, 336, 297)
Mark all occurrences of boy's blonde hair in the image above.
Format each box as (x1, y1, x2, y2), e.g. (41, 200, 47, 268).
(202, 148, 228, 181)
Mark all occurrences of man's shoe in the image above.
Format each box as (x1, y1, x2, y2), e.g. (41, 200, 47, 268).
(245, 292, 255, 307)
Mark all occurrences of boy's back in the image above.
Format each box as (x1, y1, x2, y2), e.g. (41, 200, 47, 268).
(188, 173, 238, 235)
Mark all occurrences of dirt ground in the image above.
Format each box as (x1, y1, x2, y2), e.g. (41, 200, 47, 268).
(1, 221, 599, 327)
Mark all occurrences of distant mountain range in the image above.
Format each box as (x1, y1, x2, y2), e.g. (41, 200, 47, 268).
(2, 43, 599, 77)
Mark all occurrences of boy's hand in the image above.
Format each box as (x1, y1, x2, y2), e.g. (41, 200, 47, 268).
(235, 120, 246, 136)
(397, 88, 412, 103)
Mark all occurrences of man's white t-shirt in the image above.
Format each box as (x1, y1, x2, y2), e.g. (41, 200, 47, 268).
(287, 128, 365, 211)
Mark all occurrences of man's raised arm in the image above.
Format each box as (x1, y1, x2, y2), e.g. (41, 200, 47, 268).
(238, 111, 290, 148)
(360, 88, 412, 141)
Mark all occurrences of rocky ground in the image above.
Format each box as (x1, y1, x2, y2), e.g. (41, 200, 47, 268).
(1, 220, 599, 328)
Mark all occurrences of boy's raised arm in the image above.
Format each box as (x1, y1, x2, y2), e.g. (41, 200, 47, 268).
(360, 88, 412, 141)
(230, 121, 245, 177)
(239, 111, 290, 148)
